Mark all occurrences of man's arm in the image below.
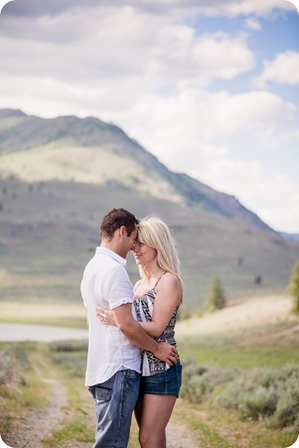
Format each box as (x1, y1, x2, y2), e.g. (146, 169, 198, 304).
(112, 303, 177, 365)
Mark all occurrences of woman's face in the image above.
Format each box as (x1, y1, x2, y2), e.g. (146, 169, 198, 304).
(132, 240, 157, 266)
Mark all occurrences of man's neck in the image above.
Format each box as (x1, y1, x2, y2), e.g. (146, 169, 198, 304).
(101, 240, 126, 259)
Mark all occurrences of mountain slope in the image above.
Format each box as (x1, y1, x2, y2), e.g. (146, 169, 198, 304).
(0, 109, 298, 310)
(0, 109, 270, 230)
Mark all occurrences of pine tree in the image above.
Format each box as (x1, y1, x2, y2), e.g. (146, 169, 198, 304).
(288, 260, 299, 313)
(206, 276, 226, 312)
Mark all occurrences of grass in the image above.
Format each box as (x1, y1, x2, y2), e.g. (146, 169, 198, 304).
(42, 375, 94, 447)
(0, 342, 52, 434)
(173, 400, 298, 448)
(179, 345, 299, 368)
(0, 340, 95, 446)
(0, 301, 87, 328)
(1, 290, 299, 447)
(1, 335, 298, 448)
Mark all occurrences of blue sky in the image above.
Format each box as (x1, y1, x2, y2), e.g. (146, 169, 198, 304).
(0, 0, 298, 232)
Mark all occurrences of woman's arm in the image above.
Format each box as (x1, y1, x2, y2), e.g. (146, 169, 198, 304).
(140, 274, 182, 337)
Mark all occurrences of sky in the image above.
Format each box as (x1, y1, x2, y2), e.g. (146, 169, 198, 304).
(0, 0, 298, 233)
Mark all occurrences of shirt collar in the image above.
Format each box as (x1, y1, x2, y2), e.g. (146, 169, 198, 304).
(96, 246, 127, 266)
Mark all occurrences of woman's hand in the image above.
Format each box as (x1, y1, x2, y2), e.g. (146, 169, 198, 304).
(96, 305, 116, 326)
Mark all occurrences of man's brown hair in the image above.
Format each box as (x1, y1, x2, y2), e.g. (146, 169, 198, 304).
(100, 208, 139, 240)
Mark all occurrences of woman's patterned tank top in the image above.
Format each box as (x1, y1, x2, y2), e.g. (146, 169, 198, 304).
(133, 273, 180, 376)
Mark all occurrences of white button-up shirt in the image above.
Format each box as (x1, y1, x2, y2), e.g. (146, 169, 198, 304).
(80, 246, 141, 386)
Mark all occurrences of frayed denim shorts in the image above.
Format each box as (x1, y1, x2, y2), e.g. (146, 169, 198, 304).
(140, 361, 182, 397)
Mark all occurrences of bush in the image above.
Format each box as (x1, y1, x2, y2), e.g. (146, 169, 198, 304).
(205, 276, 226, 312)
(288, 260, 299, 313)
(50, 340, 88, 377)
(274, 373, 299, 430)
(238, 386, 277, 421)
(181, 361, 239, 404)
(0, 345, 29, 385)
(182, 360, 299, 430)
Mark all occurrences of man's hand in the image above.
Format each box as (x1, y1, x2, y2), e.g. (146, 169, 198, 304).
(153, 342, 178, 366)
(97, 305, 116, 325)
(112, 304, 179, 363)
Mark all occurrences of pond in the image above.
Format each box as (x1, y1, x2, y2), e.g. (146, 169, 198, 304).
(0, 323, 88, 342)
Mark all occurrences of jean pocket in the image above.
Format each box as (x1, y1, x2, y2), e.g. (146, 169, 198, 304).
(94, 376, 114, 403)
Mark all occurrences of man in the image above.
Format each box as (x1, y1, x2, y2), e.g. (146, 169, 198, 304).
(80, 208, 177, 448)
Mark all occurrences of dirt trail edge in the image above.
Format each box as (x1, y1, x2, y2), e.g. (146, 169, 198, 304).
(3, 359, 68, 448)
(166, 420, 200, 448)
(2, 354, 200, 448)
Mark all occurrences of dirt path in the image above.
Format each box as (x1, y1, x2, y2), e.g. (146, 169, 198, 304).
(2, 356, 200, 448)
(166, 421, 199, 448)
(2, 358, 68, 448)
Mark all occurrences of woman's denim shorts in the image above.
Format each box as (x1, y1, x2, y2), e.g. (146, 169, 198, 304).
(140, 361, 182, 397)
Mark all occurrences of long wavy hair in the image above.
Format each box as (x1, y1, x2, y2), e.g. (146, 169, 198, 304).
(137, 216, 181, 282)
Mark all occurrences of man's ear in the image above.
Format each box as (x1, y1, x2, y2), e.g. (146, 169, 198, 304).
(119, 225, 127, 238)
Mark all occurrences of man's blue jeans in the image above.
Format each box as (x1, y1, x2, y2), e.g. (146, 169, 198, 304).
(88, 369, 140, 448)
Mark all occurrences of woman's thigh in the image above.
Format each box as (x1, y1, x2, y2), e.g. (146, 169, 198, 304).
(139, 394, 177, 442)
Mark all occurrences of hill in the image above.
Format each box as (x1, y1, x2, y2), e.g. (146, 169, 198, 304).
(0, 109, 299, 311)
(0, 108, 272, 230)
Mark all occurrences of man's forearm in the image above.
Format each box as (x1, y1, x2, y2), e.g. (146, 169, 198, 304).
(113, 304, 177, 364)
(118, 319, 158, 353)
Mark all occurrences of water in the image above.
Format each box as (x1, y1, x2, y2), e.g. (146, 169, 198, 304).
(0, 323, 88, 342)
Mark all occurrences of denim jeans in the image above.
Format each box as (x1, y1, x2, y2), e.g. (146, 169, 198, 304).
(88, 369, 140, 448)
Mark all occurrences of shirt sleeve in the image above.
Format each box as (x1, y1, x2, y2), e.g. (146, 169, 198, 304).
(106, 265, 134, 310)
(80, 266, 90, 309)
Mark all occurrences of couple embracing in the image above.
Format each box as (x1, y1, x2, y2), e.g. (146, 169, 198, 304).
(80, 208, 183, 448)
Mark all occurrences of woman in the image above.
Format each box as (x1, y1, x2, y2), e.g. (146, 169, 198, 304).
(97, 215, 183, 448)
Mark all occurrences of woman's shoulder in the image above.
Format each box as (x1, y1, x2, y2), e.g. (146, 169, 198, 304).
(161, 271, 181, 284)
(156, 272, 182, 293)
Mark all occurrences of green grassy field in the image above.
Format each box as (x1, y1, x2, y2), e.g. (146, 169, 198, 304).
(0, 292, 298, 447)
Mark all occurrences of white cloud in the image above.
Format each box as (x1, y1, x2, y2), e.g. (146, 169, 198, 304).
(190, 158, 299, 232)
(0, 0, 298, 232)
(180, 0, 292, 17)
(212, 90, 296, 132)
(256, 177, 299, 233)
(119, 89, 295, 151)
(192, 33, 255, 80)
(0, 5, 257, 120)
(253, 51, 299, 88)
(1, 0, 292, 19)
(244, 17, 262, 30)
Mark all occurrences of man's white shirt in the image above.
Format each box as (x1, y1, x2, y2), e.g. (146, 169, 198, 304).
(81, 246, 141, 386)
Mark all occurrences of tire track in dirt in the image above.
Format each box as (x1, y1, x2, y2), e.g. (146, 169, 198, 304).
(2, 354, 200, 448)
(2, 359, 67, 448)
(166, 420, 200, 448)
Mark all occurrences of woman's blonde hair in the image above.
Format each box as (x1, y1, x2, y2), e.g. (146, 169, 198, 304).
(137, 216, 181, 280)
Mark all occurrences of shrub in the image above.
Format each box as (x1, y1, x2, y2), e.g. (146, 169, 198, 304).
(274, 373, 299, 430)
(238, 386, 277, 421)
(288, 260, 299, 313)
(205, 276, 226, 312)
(0, 345, 29, 385)
(181, 361, 239, 404)
(182, 360, 299, 430)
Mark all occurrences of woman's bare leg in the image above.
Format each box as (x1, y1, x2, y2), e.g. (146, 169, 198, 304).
(134, 394, 144, 428)
(138, 394, 177, 448)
